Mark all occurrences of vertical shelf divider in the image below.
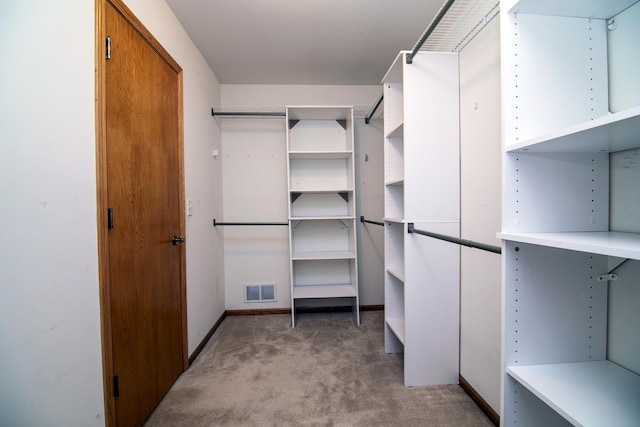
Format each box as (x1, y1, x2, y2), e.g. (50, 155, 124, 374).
(382, 51, 461, 386)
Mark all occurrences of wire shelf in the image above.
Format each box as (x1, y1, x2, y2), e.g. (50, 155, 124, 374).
(414, 0, 500, 53)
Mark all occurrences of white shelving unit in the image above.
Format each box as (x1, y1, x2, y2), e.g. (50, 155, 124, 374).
(382, 51, 461, 386)
(286, 106, 359, 327)
(500, 1, 640, 425)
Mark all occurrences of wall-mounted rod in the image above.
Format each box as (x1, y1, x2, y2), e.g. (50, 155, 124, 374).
(407, 0, 456, 64)
(407, 222, 501, 254)
(365, 94, 383, 124)
(360, 216, 384, 227)
(213, 219, 288, 227)
(211, 108, 285, 117)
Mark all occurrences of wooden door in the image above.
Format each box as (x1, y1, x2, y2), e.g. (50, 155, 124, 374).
(103, 2, 185, 426)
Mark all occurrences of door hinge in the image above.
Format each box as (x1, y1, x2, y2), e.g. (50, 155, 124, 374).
(108, 208, 114, 229)
(113, 375, 119, 397)
(106, 36, 111, 60)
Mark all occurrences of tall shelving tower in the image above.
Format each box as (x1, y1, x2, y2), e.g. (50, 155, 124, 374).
(286, 106, 359, 327)
(499, 0, 640, 425)
(382, 51, 461, 386)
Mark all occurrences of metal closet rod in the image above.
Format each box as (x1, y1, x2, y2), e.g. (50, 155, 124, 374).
(213, 219, 288, 227)
(407, 0, 456, 64)
(407, 222, 501, 254)
(365, 94, 383, 124)
(360, 216, 384, 227)
(211, 108, 285, 117)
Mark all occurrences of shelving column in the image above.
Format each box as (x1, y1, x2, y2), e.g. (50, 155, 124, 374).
(286, 106, 359, 327)
(500, 0, 640, 425)
(382, 51, 461, 386)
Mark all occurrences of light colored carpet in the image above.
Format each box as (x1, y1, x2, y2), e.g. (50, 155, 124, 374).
(145, 310, 494, 426)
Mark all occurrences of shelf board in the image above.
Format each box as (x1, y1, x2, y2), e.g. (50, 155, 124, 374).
(381, 51, 406, 84)
(507, 361, 640, 427)
(289, 188, 353, 194)
(386, 265, 405, 283)
(383, 217, 405, 224)
(498, 231, 640, 260)
(289, 151, 352, 159)
(287, 106, 353, 121)
(292, 251, 355, 260)
(385, 178, 404, 186)
(290, 189, 353, 194)
(292, 284, 357, 299)
(385, 317, 406, 345)
(290, 216, 355, 221)
(506, 105, 640, 153)
(386, 122, 404, 139)
(508, 0, 638, 19)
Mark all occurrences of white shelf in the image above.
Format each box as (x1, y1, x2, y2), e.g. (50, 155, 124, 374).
(288, 151, 352, 159)
(386, 265, 405, 283)
(386, 122, 404, 139)
(506, 105, 640, 153)
(383, 217, 405, 224)
(290, 216, 355, 221)
(291, 250, 355, 260)
(507, 0, 637, 19)
(385, 318, 406, 345)
(289, 188, 353, 193)
(507, 361, 640, 427)
(292, 284, 357, 299)
(287, 106, 353, 120)
(290, 189, 353, 194)
(498, 231, 640, 260)
(385, 178, 404, 186)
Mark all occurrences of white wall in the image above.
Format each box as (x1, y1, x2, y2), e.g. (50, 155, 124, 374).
(354, 116, 385, 306)
(219, 118, 290, 310)
(459, 16, 502, 413)
(0, 0, 223, 425)
(0, 1, 104, 425)
(220, 85, 384, 310)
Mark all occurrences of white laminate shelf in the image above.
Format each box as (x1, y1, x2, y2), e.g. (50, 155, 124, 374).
(291, 251, 355, 260)
(290, 215, 355, 221)
(290, 188, 354, 194)
(386, 265, 405, 283)
(385, 178, 404, 186)
(498, 231, 640, 260)
(506, 105, 640, 153)
(381, 51, 404, 84)
(385, 318, 405, 345)
(289, 151, 353, 159)
(289, 186, 353, 193)
(507, 361, 640, 427)
(383, 217, 405, 224)
(508, 0, 637, 19)
(290, 189, 354, 194)
(293, 284, 357, 299)
(287, 106, 352, 120)
(386, 122, 404, 139)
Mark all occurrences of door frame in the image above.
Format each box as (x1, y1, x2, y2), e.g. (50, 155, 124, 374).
(95, 0, 188, 424)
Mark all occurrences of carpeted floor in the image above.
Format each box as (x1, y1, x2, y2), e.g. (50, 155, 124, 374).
(145, 310, 494, 426)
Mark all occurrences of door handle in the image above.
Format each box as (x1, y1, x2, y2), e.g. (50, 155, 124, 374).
(172, 235, 185, 245)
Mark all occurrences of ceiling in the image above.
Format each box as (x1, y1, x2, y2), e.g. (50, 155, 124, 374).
(164, 0, 446, 85)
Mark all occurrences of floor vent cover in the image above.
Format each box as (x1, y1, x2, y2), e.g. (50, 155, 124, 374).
(245, 283, 276, 302)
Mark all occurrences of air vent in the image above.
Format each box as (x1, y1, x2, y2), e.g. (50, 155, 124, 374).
(245, 283, 276, 303)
